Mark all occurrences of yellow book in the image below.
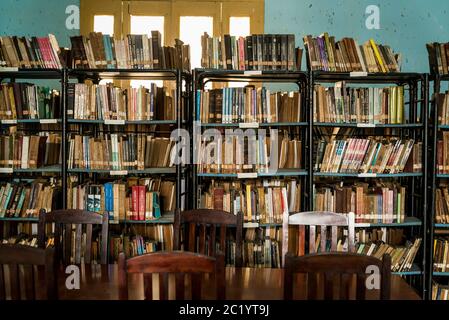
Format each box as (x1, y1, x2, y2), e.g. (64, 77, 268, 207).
(323, 32, 335, 71)
(369, 39, 387, 73)
(246, 184, 252, 222)
(396, 86, 404, 124)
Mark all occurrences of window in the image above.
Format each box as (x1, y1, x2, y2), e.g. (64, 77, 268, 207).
(229, 17, 250, 37)
(93, 15, 114, 35)
(180, 16, 214, 69)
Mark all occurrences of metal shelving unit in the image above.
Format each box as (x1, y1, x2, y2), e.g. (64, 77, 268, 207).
(310, 71, 429, 298)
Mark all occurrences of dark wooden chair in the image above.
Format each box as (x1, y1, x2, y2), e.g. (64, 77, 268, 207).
(38, 209, 109, 265)
(283, 252, 391, 300)
(173, 209, 243, 267)
(0, 244, 57, 300)
(283, 211, 355, 258)
(118, 251, 225, 300)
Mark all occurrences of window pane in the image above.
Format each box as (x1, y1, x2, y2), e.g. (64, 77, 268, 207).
(131, 15, 164, 44)
(180, 16, 213, 69)
(229, 17, 250, 37)
(229, 17, 251, 86)
(99, 79, 113, 85)
(94, 15, 114, 35)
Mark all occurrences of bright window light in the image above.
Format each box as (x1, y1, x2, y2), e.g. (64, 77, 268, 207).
(131, 15, 165, 43)
(229, 17, 251, 86)
(229, 17, 250, 37)
(180, 16, 213, 69)
(94, 15, 114, 35)
(131, 15, 165, 87)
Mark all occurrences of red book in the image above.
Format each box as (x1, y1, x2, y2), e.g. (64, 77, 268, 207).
(138, 185, 146, 221)
(131, 186, 139, 220)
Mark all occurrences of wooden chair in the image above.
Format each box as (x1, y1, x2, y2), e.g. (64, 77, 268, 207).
(0, 244, 57, 300)
(173, 209, 243, 267)
(118, 251, 225, 300)
(283, 252, 391, 300)
(38, 209, 109, 265)
(284, 211, 355, 256)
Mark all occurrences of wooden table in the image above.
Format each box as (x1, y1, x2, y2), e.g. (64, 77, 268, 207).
(58, 264, 421, 300)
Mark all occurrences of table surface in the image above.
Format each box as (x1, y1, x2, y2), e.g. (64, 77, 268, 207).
(57, 264, 421, 300)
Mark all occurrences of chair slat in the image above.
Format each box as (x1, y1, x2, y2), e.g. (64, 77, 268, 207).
(307, 272, 318, 300)
(219, 226, 227, 252)
(159, 273, 169, 300)
(23, 265, 35, 300)
(309, 226, 316, 253)
(0, 265, 5, 300)
(331, 226, 338, 251)
(356, 273, 366, 300)
(340, 273, 350, 300)
(209, 225, 216, 256)
(9, 264, 20, 300)
(175, 273, 185, 300)
(199, 224, 206, 255)
(320, 225, 327, 253)
(75, 224, 82, 264)
(64, 224, 72, 264)
(85, 224, 92, 264)
(191, 273, 202, 300)
(143, 273, 153, 300)
(188, 223, 196, 252)
(324, 272, 334, 299)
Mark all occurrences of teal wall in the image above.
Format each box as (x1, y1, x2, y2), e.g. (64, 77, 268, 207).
(1, 0, 449, 73)
(0, 0, 79, 48)
(265, 0, 449, 73)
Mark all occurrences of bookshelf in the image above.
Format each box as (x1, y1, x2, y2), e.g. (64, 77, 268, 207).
(0, 67, 65, 240)
(310, 70, 428, 295)
(428, 73, 449, 300)
(65, 68, 190, 260)
(192, 68, 309, 267)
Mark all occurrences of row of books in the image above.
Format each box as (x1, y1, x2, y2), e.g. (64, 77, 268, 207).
(435, 187, 449, 224)
(201, 33, 301, 71)
(67, 83, 175, 121)
(434, 238, 449, 272)
(426, 42, 449, 75)
(314, 182, 407, 223)
(0, 83, 61, 120)
(303, 33, 400, 72)
(67, 134, 174, 170)
(315, 137, 420, 174)
(197, 88, 301, 124)
(68, 178, 176, 221)
(0, 133, 61, 169)
(314, 83, 406, 124)
(436, 132, 449, 174)
(0, 34, 62, 69)
(198, 136, 302, 173)
(70, 32, 190, 70)
(242, 227, 282, 268)
(355, 238, 422, 272)
(109, 225, 174, 261)
(435, 92, 449, 125)
(0, 180, 59, 218)
(356, 228, 406, 246)
(199, 179, 300, 224)
(432, 282, 449, 300)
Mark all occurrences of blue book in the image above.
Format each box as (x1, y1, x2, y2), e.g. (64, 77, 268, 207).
(103, 35, 113, 69)
(153, 193, 161, 218)
(196, 90, 201, 121)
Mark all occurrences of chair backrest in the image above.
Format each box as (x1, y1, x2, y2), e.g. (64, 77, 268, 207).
(173, 209, 243, 267)
(118, 251, 225, 300)
(285, 211, 355, 255)
(283, 252, 391, 300)
(38, 209, 109, 264)
(0, 244, 57, 300)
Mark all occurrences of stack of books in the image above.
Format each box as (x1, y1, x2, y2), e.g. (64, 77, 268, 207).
(201, 33, 302, 70)
(426, 42, 449, 75)
(434, 237, 449, 272)
(304, 33, 401, 72)
(69, 31, 190, 70)
(0, 34, 62, 69)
